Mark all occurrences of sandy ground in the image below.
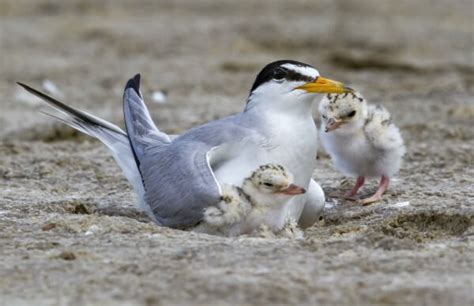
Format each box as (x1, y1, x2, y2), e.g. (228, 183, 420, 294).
(1, 0, 473, 305)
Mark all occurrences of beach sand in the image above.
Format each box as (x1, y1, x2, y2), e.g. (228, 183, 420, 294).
(1, 1, 473, 305)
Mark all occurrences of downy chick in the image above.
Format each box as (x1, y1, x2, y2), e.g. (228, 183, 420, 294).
(194, 164, 306, 236)
(319, 91, 405, 205)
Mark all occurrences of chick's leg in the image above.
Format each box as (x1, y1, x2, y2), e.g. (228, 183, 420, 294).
(344, 176, 365, 200)
(329, 176, 365, 200)
(359, 175, 389, 205)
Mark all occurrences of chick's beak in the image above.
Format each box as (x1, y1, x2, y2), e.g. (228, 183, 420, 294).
(325, 118, 343, 132)
(279, 184, 306, 195)
(296, 76, 353, 94)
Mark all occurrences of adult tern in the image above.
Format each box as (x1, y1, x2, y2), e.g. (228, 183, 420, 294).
(18, 60, 352, 229)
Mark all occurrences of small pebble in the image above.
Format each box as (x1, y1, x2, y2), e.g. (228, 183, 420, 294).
(389, 201, 410, 208)
(42, 223, 57, 231)
(85, 224, 100, 236)
(151, 90, 168, 104)
(56, 251, 76, 261)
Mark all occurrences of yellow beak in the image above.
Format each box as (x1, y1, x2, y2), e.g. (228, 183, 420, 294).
(296, 76, 353, 94)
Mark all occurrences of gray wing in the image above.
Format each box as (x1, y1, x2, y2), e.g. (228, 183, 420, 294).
(122, 75, 227, 228)
(140, 140, 222, 228)
(141, 127, 263, 228)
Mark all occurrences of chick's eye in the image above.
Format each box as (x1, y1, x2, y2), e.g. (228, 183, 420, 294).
(347, 110, 356, 117)
(322, 115, 327, 120)
(263, 182, 273, 187)
(273, 68, 286, 81)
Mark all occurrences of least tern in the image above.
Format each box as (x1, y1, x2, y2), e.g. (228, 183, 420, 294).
(194, 163, 305, 236)
(18, 60, 352, 228)
(319, 91, 405, 205)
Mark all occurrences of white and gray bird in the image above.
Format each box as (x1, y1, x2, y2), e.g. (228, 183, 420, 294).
(194, 163, 306, 237)
(18, 60, 352, 228)
(319, 91, 405, 205)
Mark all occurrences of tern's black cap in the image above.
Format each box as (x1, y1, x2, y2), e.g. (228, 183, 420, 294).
(249, 60, 316, 93)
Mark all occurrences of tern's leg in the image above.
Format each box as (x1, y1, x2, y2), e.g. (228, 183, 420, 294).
(298, 179, 325, 229)
(359, 175, 389, 205)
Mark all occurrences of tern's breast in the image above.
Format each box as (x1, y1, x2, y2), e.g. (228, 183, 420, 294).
(216, 115, 317, 185)
(265, 114, 318, 184)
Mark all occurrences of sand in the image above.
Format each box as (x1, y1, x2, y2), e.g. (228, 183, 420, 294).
(1, 0, 473, 305)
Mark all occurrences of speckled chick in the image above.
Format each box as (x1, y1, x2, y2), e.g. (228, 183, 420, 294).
(194, 164, 306, 236)
(319, 91, 405, 205)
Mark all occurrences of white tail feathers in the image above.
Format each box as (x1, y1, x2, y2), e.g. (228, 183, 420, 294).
(16, 82, 154, 220)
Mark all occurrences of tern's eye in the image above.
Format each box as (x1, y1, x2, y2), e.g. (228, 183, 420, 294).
(347, 110, 356, 118)
(263, 182, 274, 187)
(273, 68, 286, 81)
(322, 115, 327, 120)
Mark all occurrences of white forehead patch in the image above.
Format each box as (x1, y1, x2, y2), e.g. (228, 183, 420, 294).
(281, 63, 319, 80)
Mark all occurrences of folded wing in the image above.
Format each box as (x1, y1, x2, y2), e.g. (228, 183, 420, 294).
(364, 104, 404, 151)
(122, 75, 222, 228)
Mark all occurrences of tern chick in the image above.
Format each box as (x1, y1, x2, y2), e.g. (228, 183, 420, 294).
(319, 91, 405, 205)
(194, 164, 306, 237)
